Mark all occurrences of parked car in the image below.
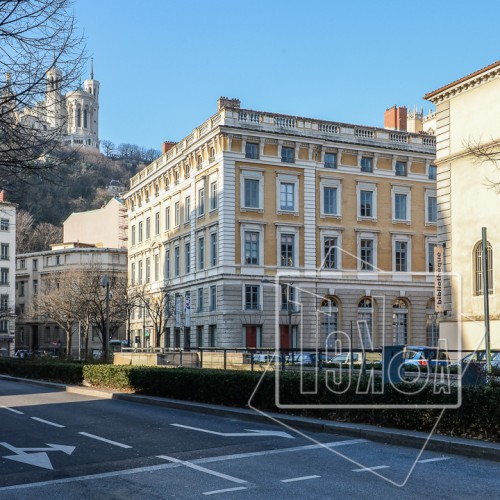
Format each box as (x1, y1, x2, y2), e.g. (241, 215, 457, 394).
(460, 351, 500, 368)
(403, 346, 451, 367)
(13, 349, 31, 359)
(326, 352, 382, 366)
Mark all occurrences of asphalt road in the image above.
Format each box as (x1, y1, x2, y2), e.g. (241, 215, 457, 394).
(0, 378, 498, 499)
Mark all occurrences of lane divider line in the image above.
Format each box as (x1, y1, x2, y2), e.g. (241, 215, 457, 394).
(78, 432, 132, 449)
(353, 465, 389, 473)
(1, 406, 23, 415)
(418, 457, 451, 464)
(31, 417, 65, 428)
(157, 455, 247, 484)
(203, 487, 248, 495)
(281, 475, 320, 483)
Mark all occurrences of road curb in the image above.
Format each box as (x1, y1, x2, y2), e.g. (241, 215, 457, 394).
(1, 374, 499, 462)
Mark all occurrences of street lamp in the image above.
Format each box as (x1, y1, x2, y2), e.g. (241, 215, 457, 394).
(100, 274, 110, 362)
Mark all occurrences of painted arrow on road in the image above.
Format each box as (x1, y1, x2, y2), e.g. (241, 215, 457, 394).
(0, 442, 75, 470)
(171, 423, 295, 439)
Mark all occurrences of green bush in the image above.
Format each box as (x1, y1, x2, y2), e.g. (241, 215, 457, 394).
(0, 358, 83, 384)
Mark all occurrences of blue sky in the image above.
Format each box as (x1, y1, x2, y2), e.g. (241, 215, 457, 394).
(73, 0, 500, 151)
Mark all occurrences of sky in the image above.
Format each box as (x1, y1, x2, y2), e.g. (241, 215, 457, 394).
(73, 0, 500, 152)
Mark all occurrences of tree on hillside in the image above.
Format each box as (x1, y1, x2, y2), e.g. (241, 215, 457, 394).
(16, 210, 62, 253)
(0, 0, 85, 185)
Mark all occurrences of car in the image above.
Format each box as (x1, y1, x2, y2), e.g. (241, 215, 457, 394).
(13, 349, 31, 359)
(460, 351, 500, 369)
(403, 346, 450, 367)
(325, 352, 382, 366)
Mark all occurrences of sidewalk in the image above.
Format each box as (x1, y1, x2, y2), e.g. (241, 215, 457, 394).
(2, 373, 499, 462)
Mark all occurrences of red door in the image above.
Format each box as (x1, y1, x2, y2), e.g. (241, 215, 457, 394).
(245, 326, 257, 348)
(280, 326, 291, 349)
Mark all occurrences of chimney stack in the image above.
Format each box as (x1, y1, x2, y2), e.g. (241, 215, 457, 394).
(217, 97, 240, 111)
(0, 191, 4, 202)
(384, 105, 407, 131)
(162, 141, 176, 154)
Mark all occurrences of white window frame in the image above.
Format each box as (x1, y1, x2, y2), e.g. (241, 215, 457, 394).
(210, 231, 217, 267)
(184, 194, 191, 223)
(320, 230, 343, 270)
(197, 185, 205, 217)
(240, 223, 265, 269)
(276, 173, 299, 214)
(174, 201, 180, 227)
(425, 189, 437, 225)
(392, 234, 412, 274)
(320, 179, 342, 218)
(242, 284, 263, 311)
(356, 182, 377, 221)
(240, 169, 264, 211)
(209, 174, 218, 212)
(357, 231, 378, 271)
(277, 226, 299, 269)
(392, 185, 412, 223)
(425, 237, 437, 276)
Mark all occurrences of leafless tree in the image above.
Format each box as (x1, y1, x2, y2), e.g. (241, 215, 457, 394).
(15, 209, 34, 253)
(0, 0, 86, 185)
(101, 140, 116, 158)
(16, 210, 62, 252)
(464, 137, 500, 192)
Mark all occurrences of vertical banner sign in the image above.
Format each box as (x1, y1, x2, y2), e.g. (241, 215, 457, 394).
(434, 245, 444, 312)
(185, 291, 191, 328)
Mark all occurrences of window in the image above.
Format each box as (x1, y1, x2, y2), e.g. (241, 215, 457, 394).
(244, 178, 260, 209)
(324, 152, 337, 169)
(426, 299, 438, 346)
(245, 142, 259, 159)
(323, 187, 337, 215)
(245, 285, 260, 310)
(394, 193, 407, 221)
(0, 219, 8, 231)
(395, 241, 408, 272)
(244, 231, 259, 265)
(198, 187, 205, 216)
(19, 281, 24, 297)
(0, 320, 8, 333)
(360, 157, 373, 173)
(474, 241, 493, 296)
(395, 161, 407, 176)
(19, 259, 26, 269)
(209, 325, 217, 347)
(428, 165, 437, 180)
(321, 297, 339, 348)
(281, 146, 295, 163)
(197, 287, 204, 312)
(184, 195, 191, 222)
(427, 242, 436, 273)
(138, 260, 143, 284)
(138, 221, 143, 243)
(174, 202, 180, 226)
(145, 257, 151, 283)
(131, 263, 136, 285)
(281, 284, 297, 311)
(174, 247, 180, 277)
(360, 239, 374, 271)
(33, 259, 38, 271)
(198, 236, 205, 270)
(210, 181, 218, 211)
(146, 217, 151, 240)
(155, 212, 160, 235)
(0, 294, 8, 312)
(360, 190, 373, 218)
(209, 285, 217, 311)
(393, 299, 408, 344)
(56, 255, 61, 265)
(210, 233, 217, 266)
(323, 237, 338, 269)
(280, 234, 295, 267)
(1, 244, 9, 260)
(427, 196, 437, 224)
(131, 225, 136, 245)
(154, 254, 160, 281)
(185, 242, 191, 274)
(165, 206, 170, 230)
(280, 182, 295, 211)
(33, 279, 38, 294)
(165, 249, 170, 279)
(196, 325, 204, 347)
(357, 298, 373, 348)
(0, 268, 8, 285)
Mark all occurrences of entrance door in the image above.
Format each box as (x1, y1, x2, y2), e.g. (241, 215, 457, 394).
(280, 325, 291, 349)
(245, 326, 257, 348)
(31, 325, 39, 350)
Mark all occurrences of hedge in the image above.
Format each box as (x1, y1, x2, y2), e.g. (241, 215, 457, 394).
(1, 360, 498, 441)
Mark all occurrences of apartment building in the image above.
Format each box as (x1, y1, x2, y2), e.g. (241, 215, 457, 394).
(0, 192, 16, 355)
(123, 99, 437, 351)
(425, 60, 500, 351)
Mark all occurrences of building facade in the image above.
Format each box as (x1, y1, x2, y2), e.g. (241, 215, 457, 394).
(123, 99, 437, 351)
(15, 244, 127, 358)
(425, 61, 500, 352)
(0, 193, 16, 355)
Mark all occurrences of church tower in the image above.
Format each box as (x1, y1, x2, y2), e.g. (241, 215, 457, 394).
(45, 64, 66, 130)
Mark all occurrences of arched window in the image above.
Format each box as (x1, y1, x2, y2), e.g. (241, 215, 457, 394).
(426, 299, 438, 346)
(321, 297, 339, 349)
(474, 241, 493, 296)
(76, 107, 81, 128)
(393, 298, 409, 345)
(83, 109, 88, 128)
(357, 298, 373, 348)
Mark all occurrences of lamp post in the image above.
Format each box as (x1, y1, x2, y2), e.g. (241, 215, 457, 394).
(101, 274, 110, 363)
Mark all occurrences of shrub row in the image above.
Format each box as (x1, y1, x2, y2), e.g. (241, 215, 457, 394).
(1, 360, 498, 441)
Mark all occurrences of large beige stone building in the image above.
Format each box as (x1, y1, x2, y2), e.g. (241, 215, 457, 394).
(425, 60, 500, 352)
(123, 99, 437, 351)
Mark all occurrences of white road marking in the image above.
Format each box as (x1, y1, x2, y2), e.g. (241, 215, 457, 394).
(1, 406, 23, 414)
(78, 432, 132, 449)
(418, 457, 451, 464)
(353, 465, 389, 472)
(281, 475, 320, 483)
(31, 417, 65, 428)
(157, 455, 247, 484)
(203, 486, 248, 495)
(171, 423, 294, 439)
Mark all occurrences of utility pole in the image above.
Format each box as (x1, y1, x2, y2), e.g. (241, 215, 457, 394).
(101, 274, 110, 363)
(482, 227, 492, 376)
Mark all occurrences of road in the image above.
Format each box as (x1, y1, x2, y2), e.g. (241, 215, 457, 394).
(0, 378, 498, 499)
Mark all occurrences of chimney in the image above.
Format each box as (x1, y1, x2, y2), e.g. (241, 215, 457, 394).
(162, 141, 176, 154)
(217, 97, 240, 111)
(0, 191, 4, 202)
(384, 106, 407, 131)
